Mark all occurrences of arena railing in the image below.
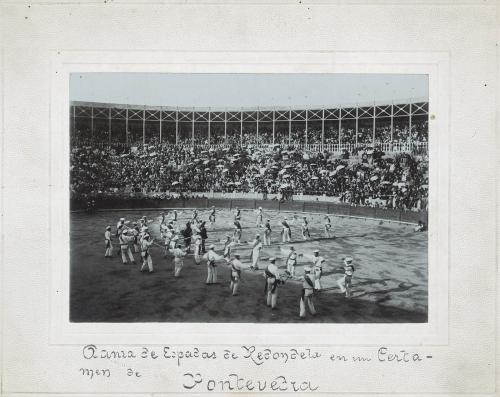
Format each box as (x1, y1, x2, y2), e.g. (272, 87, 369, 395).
(71, 139, 428, 154)
(71, 193, 427, 224)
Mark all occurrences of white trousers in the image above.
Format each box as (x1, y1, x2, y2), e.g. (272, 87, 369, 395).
(300, 292, 316, 318)
(140, 252, 153, 272)
(263, 233, 271, 246)
(251, 252, 260, 269)
(206, 265, 217, 284)
(105, 241, 113, 257)
(121, 246, 135, 263)
(230, 274, 240, 295)
(266, 278, 278, 308)
(174, 259, 183, 277)
(282, 228, 291, 243)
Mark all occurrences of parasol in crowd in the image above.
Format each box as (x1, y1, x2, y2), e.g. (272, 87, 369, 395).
(370, 175, 379, 181)
(336, 165, 345, 171)
(172, 181, 180, 186)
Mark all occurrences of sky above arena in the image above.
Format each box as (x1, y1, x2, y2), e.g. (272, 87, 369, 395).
(70, 73, 428, 108)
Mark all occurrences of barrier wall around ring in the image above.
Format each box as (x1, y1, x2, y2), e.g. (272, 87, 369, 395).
(71, 197, 427, 224)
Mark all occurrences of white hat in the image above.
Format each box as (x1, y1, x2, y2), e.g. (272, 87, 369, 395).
(269, 257, 276, 262)
(259, 206, 262, 210)
(122, 229, 128, 235)
(106, 226, 111, 230)
(120, 218, 125, 221)
(344, 256, 353, 263)
(209, 244, 215, 249)
(304, 266, 312, 272)
(313, 249, 319, 253)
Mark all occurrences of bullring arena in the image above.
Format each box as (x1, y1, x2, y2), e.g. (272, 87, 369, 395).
(71, 203, 427, 323)
(70, 99, 428, 323)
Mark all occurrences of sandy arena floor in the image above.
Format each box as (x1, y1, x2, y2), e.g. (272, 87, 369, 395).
(70, 208, 427, 323)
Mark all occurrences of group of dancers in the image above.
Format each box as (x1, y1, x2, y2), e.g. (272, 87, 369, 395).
(103, 207, 356, 319)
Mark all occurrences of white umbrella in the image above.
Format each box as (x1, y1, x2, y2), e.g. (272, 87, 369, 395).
(172, 181, 180, 186)
(370, 175, 379, 181)
(336, 165, 345, 171)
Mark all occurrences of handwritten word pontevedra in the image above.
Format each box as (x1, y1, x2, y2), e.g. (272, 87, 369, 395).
(182, 373, 319, 392)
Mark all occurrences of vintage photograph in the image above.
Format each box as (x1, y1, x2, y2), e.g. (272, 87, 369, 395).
(69, 73, 429, 323)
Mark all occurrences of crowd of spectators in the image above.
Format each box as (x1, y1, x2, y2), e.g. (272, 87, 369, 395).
(71, 142, 428, 211)
(72, 121, 428, 148)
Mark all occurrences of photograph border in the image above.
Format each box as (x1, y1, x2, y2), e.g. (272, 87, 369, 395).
(49, 50, 449, 346)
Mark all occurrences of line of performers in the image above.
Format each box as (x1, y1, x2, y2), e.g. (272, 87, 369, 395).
(103, 207, 356, 320)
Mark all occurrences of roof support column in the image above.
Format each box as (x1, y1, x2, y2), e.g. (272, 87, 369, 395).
(108, 107, 112, 144)
(142, 108, 146, 145)
(321, 108, 325, 146)
(192, 108, 195, 146)
(208, 109, 211, 146)
(159, 109, 162, 143)
(272, 109, 275, 145)
(175, 108, 179, 145)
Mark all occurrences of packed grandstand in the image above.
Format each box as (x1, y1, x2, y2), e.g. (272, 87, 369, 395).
(70, 101, 429, 212)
